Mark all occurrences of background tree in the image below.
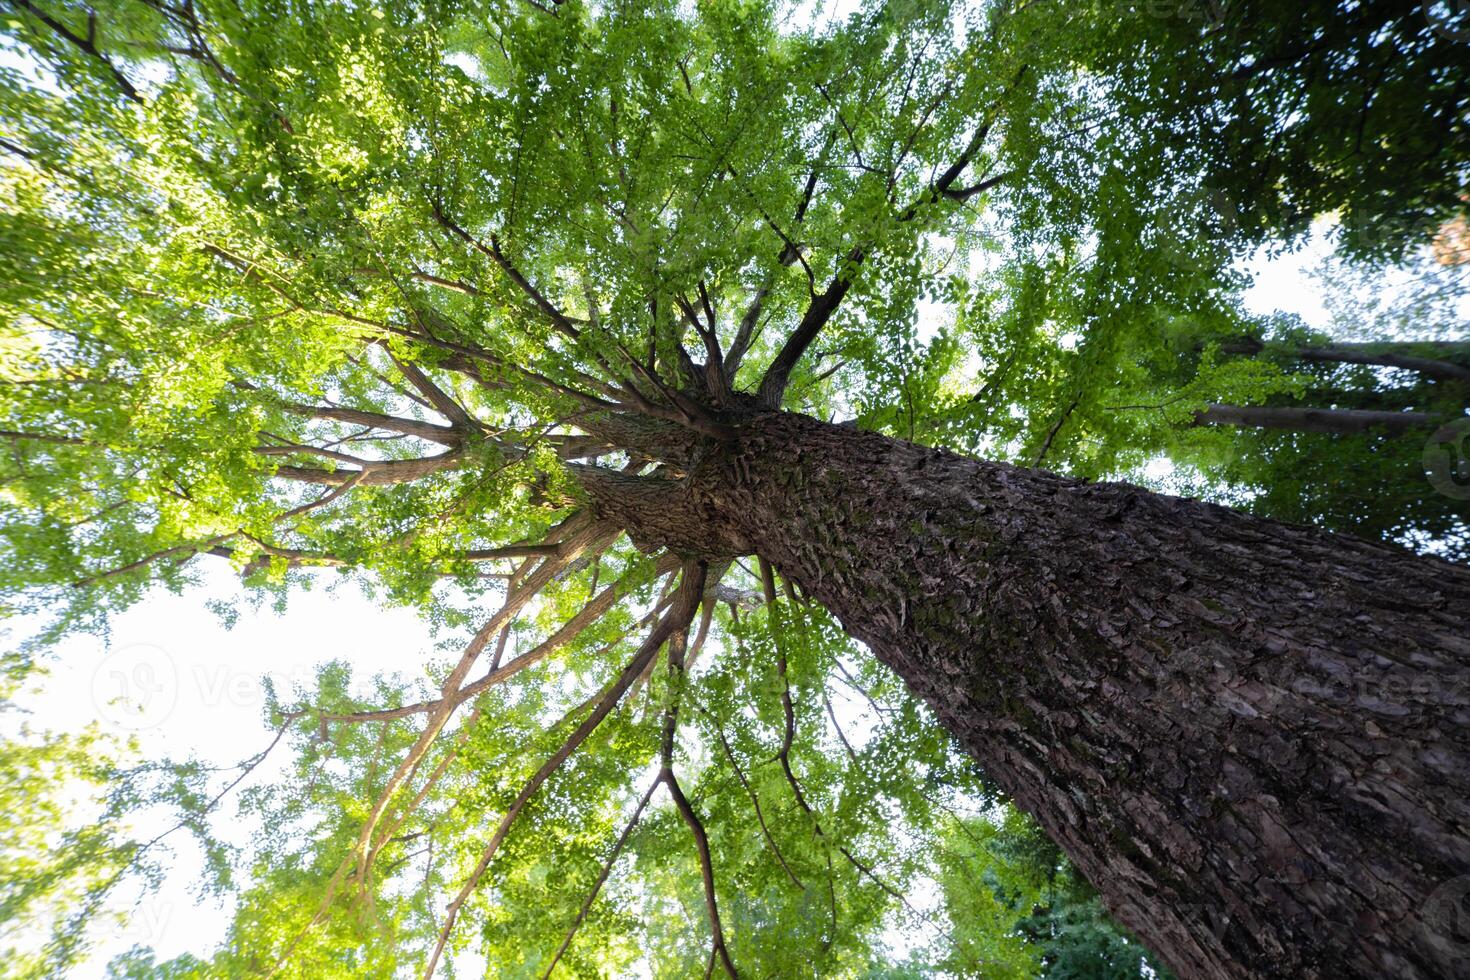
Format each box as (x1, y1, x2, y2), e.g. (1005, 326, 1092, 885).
(1057, 0, 1470, 261)
(0, 659, 151, 978)
(935, 806, 1176, 979)
(1, 0, 1467, 978)
(926, 248, 1470, 562)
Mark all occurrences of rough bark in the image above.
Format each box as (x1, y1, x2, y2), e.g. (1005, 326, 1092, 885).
(583, 408, 1470, 980)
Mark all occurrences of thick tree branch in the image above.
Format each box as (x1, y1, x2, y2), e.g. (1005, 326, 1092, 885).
(727, 134, 835, 382)
(0, 427, 85, 446)
(324, 552, 680, 725)
(655, 587, 737, 978)
(271, 518, 615, 971)
(270, 450, 466, 486)
(431, 205, 583, 341)
(755, 109, 1015, 407)
(1033, 395, 1080, 466)
(388, 354, 482, 432)
(279, 403, 461, 446)
(74, 533, 236, 588)
(456, 543, 562, 561)
(662, 768, 739, 979)
(940, 168, 1014, 202)
(10, 0, 142, 102)
(756, 560, 839, 946)
(1220, 337, 1470, 385)
(349, 515, 611, 857)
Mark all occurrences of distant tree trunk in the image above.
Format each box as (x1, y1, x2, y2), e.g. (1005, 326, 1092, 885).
(586, 409, 1470, 980)
(1220, 338, 1470, 386)
(1193, 403, 1440, 435)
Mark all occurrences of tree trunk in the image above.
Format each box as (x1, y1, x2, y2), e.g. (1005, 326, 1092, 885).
(1219, 338, 1470, 386)
(584, 409, 1470, 980)
(1295, 344, 1470, 386)
(1193, 403, 1440, 436)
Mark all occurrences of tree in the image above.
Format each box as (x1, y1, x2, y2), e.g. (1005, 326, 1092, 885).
(1, 1, 1467, 978)
(0, 660, 149, 979)
(976, 243, 1470, 558)
(1059, 0, 1470, 261)
(935, 806, 1175, 979)
(942, 248, 1470, 562)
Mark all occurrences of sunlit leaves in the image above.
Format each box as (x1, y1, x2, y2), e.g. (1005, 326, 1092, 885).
(5, 0, 1458, 974)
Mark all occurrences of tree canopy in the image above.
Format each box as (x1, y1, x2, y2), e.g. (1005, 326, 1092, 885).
(0, 0, 1466, 975)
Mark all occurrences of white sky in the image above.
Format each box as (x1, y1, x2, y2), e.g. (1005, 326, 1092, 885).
(8, 567, 435, 977)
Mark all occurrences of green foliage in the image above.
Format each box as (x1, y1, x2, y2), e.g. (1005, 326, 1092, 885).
(937, 807, 1175, 980)
(0, 0, 1463, 974)
(0, 659, 147, 978)
(1034, 0, 1470, 262)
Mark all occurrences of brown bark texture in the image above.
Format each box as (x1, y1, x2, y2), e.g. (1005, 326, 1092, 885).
(584, 408, 1470, 980)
